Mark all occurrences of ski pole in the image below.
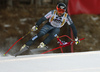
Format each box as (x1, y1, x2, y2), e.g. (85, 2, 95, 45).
(4, 30, 32, 56)
(41, 38, 85, 54)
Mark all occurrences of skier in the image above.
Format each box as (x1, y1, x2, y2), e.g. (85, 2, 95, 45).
(15, 3, 80, 56)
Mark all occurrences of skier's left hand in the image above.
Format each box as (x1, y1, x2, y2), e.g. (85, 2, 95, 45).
(31, 25, 38, 31)
(75, 37, 80, 45)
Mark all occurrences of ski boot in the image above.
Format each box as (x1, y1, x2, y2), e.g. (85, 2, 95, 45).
(30, 42, 48, 53)
(37, 42, 48, 49)
(14, 44, 29, 57)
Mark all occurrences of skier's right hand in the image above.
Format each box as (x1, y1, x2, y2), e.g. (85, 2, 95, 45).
(75, 37, 80, 45)
(31, 25, 38, 31)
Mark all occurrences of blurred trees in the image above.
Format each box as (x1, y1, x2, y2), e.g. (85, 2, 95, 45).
(7, 0, 13, 7)
(0, 0, 68, 9)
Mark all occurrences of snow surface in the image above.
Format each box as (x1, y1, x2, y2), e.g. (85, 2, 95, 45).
(0, 51, 100, 72)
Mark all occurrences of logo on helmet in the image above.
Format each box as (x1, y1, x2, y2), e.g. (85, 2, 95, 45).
(60, 6, 64, 9)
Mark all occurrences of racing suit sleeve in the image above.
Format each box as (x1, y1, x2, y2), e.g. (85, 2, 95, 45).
(36, 10, 53, 27)
(66, 14, 77, 38)
(35, 17, 47, 27)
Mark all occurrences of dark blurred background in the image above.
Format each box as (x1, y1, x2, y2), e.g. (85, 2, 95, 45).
(0, 0, 100, 56)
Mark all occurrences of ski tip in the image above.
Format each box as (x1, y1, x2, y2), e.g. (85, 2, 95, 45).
(3, 54, 6, 56)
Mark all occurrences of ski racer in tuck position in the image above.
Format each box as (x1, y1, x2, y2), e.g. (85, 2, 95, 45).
(15, 3, 80, 55)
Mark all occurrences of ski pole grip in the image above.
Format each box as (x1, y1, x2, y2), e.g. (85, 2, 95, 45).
(54, 34, 59, 38)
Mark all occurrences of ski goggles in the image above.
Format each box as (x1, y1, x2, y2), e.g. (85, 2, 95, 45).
(56, 6, 65, 13)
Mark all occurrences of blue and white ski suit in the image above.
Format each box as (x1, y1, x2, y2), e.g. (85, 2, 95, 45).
(26, 10, 77, 46)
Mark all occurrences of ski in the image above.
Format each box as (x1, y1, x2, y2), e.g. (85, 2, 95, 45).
(30, 47, 48, 53)
(13, 34, 84, 56)
(14, 47, 28, 57)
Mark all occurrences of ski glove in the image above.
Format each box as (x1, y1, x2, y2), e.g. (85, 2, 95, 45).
(31, 25, 38, 31)
(75, 37, 80, 45)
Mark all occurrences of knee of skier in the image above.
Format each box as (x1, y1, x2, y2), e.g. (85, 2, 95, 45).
(49, 33, 57, 38)
(32, 35, 38, 41)
(37, 30, 47, 37)
(51, 31, 60, 37)
(52, 29, 60, 36)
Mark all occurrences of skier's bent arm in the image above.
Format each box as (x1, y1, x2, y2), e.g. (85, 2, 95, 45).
(69, 24, 80, 45)
(66, 14, 79, 45)
(70, 23, 77, 38)
(36, 17, 47, 27)
(31, 17, 47, 31)
(66, 14, 77, 38)
(35, 10, 53, 27)
(32, 10, 53, 31)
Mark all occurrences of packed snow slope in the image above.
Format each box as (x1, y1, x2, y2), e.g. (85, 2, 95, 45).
(0, 51, 100, 72)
